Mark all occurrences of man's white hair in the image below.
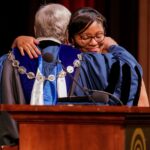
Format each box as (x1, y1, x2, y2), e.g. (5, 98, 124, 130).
(34, 3, 71, 43)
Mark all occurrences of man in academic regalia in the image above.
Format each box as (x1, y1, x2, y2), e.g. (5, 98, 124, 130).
(0, 3, 80, 146)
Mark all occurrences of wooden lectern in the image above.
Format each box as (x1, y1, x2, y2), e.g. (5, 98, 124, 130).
(1, 104, 150, 150)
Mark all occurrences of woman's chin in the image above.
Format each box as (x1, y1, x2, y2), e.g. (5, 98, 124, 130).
(80, 47, 101, 53)
(86, 48, 100, 53)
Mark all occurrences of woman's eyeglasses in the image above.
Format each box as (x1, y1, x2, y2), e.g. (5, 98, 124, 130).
(80, 33, 105, 44)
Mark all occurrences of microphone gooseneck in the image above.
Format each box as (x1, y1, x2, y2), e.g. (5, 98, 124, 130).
(59, 62, 97, 104)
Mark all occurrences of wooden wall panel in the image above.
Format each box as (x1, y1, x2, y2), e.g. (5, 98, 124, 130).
(138, 0, 150, 100)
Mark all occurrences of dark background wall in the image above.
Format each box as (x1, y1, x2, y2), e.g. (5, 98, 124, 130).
(0, 0, 138, 58)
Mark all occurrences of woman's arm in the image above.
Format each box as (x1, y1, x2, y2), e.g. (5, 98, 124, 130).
(11, 36, 41, 59)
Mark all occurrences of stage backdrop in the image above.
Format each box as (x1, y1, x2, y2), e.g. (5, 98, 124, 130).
(0, 0, 138, 58)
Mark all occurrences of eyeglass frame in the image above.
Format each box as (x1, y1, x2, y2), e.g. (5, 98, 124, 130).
(79, 32, 105, 44)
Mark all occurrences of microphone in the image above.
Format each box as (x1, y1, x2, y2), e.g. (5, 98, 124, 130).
(87, 90, 123, 105)
(42, 52, 54, 62)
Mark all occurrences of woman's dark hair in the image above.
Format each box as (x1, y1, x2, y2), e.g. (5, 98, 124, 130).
(68, 7, 106, 43)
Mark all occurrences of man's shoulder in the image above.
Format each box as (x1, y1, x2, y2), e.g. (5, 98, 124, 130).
(60, 44, 81, 53)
